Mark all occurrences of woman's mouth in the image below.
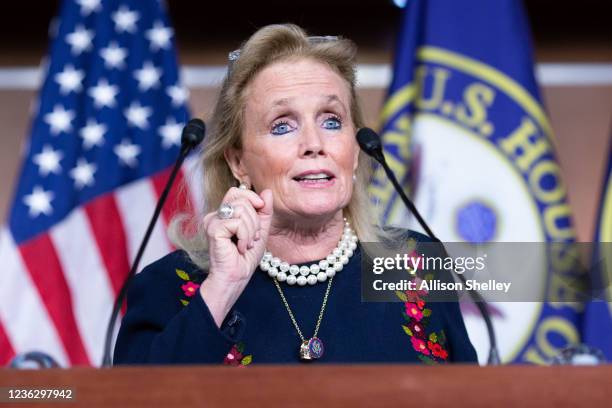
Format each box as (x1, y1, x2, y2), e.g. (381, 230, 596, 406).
(293, 170, 336, 188)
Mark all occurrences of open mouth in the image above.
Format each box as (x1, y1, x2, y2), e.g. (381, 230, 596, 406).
(292, 170, 335, 185)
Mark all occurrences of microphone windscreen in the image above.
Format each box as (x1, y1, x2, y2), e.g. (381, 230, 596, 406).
(356, 127, 383, 160)
(181, 118, 206, 147)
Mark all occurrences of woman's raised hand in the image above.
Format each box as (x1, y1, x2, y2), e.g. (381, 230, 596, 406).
(199, 187, 273, 327)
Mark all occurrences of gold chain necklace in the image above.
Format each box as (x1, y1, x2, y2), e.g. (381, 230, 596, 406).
(273, 275, 334, 360)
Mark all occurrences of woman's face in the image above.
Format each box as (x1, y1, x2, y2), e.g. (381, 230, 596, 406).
(229, 57, 359, 223)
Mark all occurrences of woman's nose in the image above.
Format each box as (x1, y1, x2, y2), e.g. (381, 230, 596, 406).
(300, 126, 325, 158)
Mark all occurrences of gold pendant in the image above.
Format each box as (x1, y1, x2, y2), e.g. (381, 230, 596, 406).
(299, 337, 325, 361)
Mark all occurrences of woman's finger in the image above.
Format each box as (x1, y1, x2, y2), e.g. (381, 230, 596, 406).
(222, 187, 265, 210)
(207, 216, 251, 254)
(232, 198, 261, 238)
(256, 189, 274, 239)
(229, 202, 256, 248)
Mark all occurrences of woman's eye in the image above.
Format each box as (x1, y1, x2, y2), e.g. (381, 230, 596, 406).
(271, 122, 293, 135)
(322, 117, 342, 130)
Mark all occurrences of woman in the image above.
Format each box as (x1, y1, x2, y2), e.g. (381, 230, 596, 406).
(114, 24, 477, 365)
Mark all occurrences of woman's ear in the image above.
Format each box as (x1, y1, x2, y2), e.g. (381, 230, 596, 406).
(224, 147, 248, 183)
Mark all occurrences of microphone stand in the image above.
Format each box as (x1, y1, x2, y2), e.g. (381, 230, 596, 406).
(101, 119, 205, 367)
(359, 128, 501, 365)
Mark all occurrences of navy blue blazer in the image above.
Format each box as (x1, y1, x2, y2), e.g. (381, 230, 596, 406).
(114, 231, 477, 365)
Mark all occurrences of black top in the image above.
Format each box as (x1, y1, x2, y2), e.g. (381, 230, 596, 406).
(114, 230, 477, 365)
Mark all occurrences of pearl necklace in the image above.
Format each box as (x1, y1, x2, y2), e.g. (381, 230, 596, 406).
(259, 218, 359, 286)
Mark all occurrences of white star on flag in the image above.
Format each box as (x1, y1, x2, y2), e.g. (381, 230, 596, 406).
(166, 84, 189, 107)
(112, 6, 140, 34)
(23, 186, 54, 217)
(32, 145, 63, 176)
(159, 117, 183, 148)
(88, 78, 119, 109)
(124, 101, 152, 129)
(54, 65, 84, 94)
(134, 61, 162, 91)
(79, 119, 107, 149)
(114, 139, 141, 167)
(145, 20, 173, 51)
(44, 104, 75, 135)
(69, 158, 97, 189)
(100, 41, 127, 69)
(76, 0, 102, 16)
(65, 25, 94, 55)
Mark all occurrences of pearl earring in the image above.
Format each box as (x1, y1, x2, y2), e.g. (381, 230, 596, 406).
(239, 183, 248, 190)
(352, 174, 357, 181)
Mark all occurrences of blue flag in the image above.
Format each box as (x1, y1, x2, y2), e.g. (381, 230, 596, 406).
(0, 0, 191, 366)
(371, 0, 581, 364)
(582, 144, 612, 360)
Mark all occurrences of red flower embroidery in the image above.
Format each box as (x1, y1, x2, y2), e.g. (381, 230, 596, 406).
(408, 321, 426, 339)
(428, 341, 448, 359)
(181, 281, 200, 297)
(398, 263, 448, 364)
(224, 345, 244, 366)
(411, 337, 430, 355)
(400, 279, 448, 364)
(405, 302, 423, 321)
(405, 291, 419, 303)
(405, 278, 428, 302)
(223, 343, 252, 367)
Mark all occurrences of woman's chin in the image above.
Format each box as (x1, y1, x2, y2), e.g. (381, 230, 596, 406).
(282, 183, 349, 217)
(289, 200, 347, 220)
(289, 179, 344, 197)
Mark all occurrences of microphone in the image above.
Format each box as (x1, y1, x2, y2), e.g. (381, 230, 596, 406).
(181, 118, 206, 152)
(357, 128, 437, 240)
(551, 344, 606, 365)
(357, 127, 501, 365)
(101, 118, 206, 367)
(10, 351, 60, 369)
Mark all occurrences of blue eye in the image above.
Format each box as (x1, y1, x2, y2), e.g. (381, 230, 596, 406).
(271, 122, 293, 135)
(323, 117, 342, 130)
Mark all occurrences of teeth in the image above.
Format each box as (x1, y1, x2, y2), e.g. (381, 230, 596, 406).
(299, 173, 329, 180)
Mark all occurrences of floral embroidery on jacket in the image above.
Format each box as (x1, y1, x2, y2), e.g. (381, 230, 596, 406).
(399, 281, 449, 364)
(175, 268, 253, 366)
(176, 268, 201, 306)
(223, 342, 252, 367)
(397, 245, 449, 365)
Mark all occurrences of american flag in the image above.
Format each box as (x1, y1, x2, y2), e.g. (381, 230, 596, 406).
(0, 0, 199, 366)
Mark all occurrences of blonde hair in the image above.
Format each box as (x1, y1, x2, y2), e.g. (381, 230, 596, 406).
(170, 23, 390, 269)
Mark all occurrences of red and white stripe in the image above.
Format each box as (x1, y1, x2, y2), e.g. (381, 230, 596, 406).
(115, 176, 174, 271)
(0, 164, 198, 367)
(0, 229, 69, 366)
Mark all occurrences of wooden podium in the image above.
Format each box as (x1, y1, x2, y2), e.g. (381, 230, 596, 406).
(1, 365, 610, 407)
